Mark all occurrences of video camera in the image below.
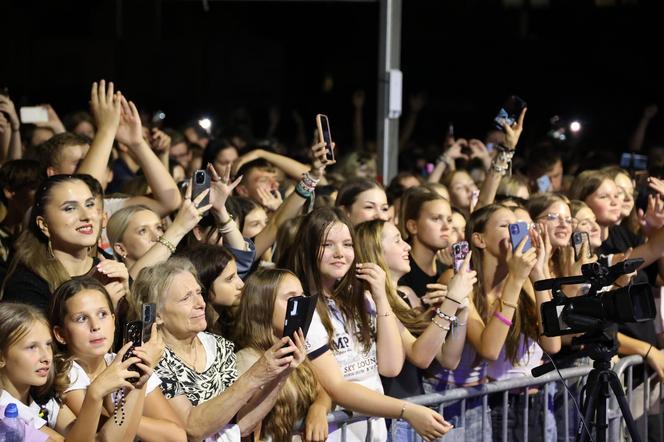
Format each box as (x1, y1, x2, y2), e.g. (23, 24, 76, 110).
(536, 258, 655, 337)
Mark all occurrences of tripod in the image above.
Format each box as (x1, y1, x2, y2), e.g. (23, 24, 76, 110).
(533, 328, 641, 442)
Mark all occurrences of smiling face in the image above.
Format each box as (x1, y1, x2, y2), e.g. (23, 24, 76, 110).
(209, 259, 244, 307)
(381, 222, 411, 278)
(0, 320, 53, 390)
(271, 274, 305, 337)
(158, 272, 207, 339)
(115, 209, 164, 262)
(318, 222, 355, 284)
(55, 289, 115, 360)
(536, 201, 573, 248)
(37, 180, 101, 252)
(347, 187, 389, 225)
(585, 178, 622, 226)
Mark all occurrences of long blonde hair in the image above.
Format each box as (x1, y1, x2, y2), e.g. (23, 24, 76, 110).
(233, 269, 318, 442)
(354, 220, 433, 335)
(0, 303, 55, 403)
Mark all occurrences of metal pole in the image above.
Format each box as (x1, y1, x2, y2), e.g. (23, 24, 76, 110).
(376, 0, 401, 185)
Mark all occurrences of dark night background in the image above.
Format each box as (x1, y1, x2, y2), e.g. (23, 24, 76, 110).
(2, 0, 664, 157)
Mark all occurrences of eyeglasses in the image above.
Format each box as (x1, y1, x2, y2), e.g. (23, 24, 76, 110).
(538, 213, 573, 225)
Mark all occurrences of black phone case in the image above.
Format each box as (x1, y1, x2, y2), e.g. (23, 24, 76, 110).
(283, 295, 318, 340)
(316, 115, 334, 162)
(122, 320, 143, 383)
(192, 170, 211, 213)
(141, 303, 156, 342)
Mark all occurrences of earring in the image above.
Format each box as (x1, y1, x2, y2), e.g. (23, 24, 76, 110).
(47, 239, 55, 260)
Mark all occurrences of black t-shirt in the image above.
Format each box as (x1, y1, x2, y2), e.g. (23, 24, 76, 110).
(2, 258, 102, 313)
(597, 225, 657, 347)
(398, 256, 447, 298)
(381, 361, 425, 399)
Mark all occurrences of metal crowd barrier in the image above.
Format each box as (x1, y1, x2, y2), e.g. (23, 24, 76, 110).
(295, 352, 664, 441)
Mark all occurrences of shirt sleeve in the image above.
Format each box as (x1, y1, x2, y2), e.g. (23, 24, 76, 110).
(64, 361, 91, 393)
(226, 239, 256, 280)
(305, 310, 330, 360)
(155, 356, 185, 400)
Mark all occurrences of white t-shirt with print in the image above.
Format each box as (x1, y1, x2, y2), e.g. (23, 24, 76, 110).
(305, 295, 387, 442)
(66, 352, 162, 403)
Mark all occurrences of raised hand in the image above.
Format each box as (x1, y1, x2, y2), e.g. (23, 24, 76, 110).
(96, 256, 130, 306)
(639, 193, 664, 235)
(255, 337, 299, 383)
(310, 141, 335, 178)
(90, 80, 121, 136)
(289, 329, 306, 369)
(355, 262, 388, 303)
(446, 251, 477, 303)
(0, 95, 20, 130)
(502, 107, 527, 150)
(529, 228, 550, 282)
(149, 128, 171, 153)
(256, 186, 283, 212)
(132, 324, 165, 370)
(208, 163, 242, 213)
(446, 138, 469, 161)
(172, 179, 213, 234)
(506, 236, 538, 281)
(87, 342, 142, 400)
(421, 283, 448, 308)
(116, 96, 144, 147)
(34, 104, 66, 133)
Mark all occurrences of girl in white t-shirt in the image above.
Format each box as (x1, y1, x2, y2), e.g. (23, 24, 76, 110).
(288, 207, 453, 442)
(49, 277, 186, 442)
(0, 301, 141, 441)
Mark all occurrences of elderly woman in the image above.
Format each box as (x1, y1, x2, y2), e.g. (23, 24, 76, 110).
(129, 257, 303, 441)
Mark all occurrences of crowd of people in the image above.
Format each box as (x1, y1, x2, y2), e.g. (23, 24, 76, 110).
(0, 79, 663, 442)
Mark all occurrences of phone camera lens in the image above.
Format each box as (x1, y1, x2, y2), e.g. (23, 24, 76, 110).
(195, 171, 205, 184)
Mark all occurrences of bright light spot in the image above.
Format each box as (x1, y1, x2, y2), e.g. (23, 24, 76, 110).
(198, 118, 212, 130)
(570, 121, 581, 132)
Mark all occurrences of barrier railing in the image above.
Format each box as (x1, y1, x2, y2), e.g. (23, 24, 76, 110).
(610, 354, 664, 442)
(296, 352, 664, 441)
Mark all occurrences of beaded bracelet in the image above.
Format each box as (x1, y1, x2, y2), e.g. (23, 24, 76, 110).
(113, 388, 126, 426)
(494, 311, 513, 327)
(157, 236, 176, 254)
(431, 317, 451, 331)
(436, 308, 457, 324)
(218, 219, 238, 235)
(218, 214, 234, 228)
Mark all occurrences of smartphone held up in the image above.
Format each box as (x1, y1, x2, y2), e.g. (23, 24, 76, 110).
(315, 114, 335, 162)
(494, 95, 526, 131)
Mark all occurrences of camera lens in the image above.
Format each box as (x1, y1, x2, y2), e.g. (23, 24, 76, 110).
(195, 171, 205, 184)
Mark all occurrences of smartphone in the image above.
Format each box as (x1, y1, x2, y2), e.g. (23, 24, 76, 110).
(283, 295, 318, 340)
(315, 114, 334, 162)
(452, 241, 470, 273)
(20, 106, 49, 124)
(494, 95, 527, 131)
(509, 222, 532, 253)
(470, 190, 480, 208)
(122, 320, 143, 383)
(191, 169, 210, 214)
(620, 152, 648, 171)
(536, 175, 552, 193)
(141, 303, 157, 342)
(572, 231, 592, 261)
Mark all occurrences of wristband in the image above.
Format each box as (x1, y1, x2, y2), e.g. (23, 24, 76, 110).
(218, 214, 234, 228)
(494, 311, 513, 327)
(431, 317, 451, 331)
(498, 298, 518, 311)
(218, 219, 237, 235)
(644, 344, 654, 360)
(157, 236, 176, 254)
(436, 308, 457, 323)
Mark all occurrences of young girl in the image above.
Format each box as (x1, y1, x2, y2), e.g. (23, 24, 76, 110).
(49, 277, 187, 442)
(289, 207, 452, 441)
(233, 268, 331, 442)
(398, 188, 453, 309)
(0, 302, 140, 441)
(355, 220, 475, 440)
(465, 204, 560, 441)
(335, 178, 389, 226)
